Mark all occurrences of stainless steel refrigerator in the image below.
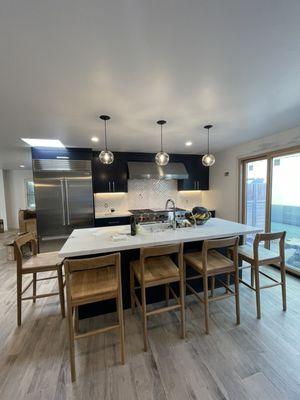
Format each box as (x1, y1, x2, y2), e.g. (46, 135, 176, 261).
(33, 159, 94, 241)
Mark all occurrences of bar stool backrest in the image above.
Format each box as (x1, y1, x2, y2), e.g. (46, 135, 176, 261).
(64, 253, 120, 274)
(14, 232, 38, 272)
(64, 253, 121, 307)
(139, 243, 183, 281)
(141, 243, 183, 260)
(202, 236, 239, 273)
(253, 231, 286, 262)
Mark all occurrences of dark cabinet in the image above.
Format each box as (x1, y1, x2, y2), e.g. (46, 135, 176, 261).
(173, 154, 209, 191)
(95, 216, 130, 227)
(92, 152, 128, 193)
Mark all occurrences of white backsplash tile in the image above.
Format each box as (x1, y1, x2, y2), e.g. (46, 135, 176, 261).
(94, 179, 203, 214)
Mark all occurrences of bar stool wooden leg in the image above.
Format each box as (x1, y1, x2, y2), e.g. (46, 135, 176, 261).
(183, 261, 187, 302)
(33, 272, 37, 303)
(116, 294, 125, 364)
(130, 266, 135, 315)
(251, 267, 255, 288)
(234, 269, 240, 325)
(254, 263, 261, 319)
(67, 303, 76, 381)
(141, 283, 148, 351)
(203, 275, 209, 334)
(17, 273, 22, 326)
(74, 307, 79, 333)
(280, 261, 287, 311)
(179, 269, 186, 339)
(226, 273, 230, 294)
(211, 276, 215, 297)
(165, 283, 169, 306)
(57, 265, 65, 318)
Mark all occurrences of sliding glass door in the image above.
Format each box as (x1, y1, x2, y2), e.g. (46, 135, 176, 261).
(270, 152, 300, 271)
(242, 148, 300, 275)
(243, 159, 268, 245)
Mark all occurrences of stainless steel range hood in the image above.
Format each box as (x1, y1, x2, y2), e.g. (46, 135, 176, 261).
(127, 161, 188, 180)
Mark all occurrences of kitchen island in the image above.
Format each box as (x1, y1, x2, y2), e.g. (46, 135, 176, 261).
(59, 218, 261, 318)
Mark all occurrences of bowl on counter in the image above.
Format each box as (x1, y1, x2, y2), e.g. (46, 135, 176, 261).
(185, 207, 211, 226)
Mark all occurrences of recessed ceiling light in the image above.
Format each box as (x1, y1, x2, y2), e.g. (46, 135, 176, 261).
(21, 138, 65, 148)
(19, 165, 25, 168)
(91, 137, 99, 142)
(185, 141, 192, 146)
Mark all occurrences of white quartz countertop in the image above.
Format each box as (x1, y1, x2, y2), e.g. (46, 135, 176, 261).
(59, 218, 261, 258)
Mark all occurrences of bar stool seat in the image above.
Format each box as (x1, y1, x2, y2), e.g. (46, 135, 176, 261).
(184, 250, 234, 275)
(22, 251, 62, 273)
(70, 266, 118, 304)
(237, 245, 280, 264)
(131, 256, 179, 287)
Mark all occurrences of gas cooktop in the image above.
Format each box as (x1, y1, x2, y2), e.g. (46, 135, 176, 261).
(129, 208, 187, 223)
(129, 208, 186, 214)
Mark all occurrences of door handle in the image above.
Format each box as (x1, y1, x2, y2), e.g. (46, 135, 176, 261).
(60, 180, 66, 226)
(197, 181, 199, 190)
(109, 181, 111, 192)
(194, 181, 196, 190)
(65, 179, 71, 225)
(113, 181, 115, 192)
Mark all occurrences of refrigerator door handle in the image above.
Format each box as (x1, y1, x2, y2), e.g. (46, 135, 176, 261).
(65, 179, 71, 225)
(60, 179, 66, 226)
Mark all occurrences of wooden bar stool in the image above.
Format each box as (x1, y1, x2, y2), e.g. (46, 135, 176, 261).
(64, 253, 125, 382)
(237, 231, 286, 319)
(130, 243, 185, 351)
(184, 236, 240, 334)
(14, 232, 65, 326)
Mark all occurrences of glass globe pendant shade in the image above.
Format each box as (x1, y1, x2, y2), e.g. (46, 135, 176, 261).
(202, 153, 215, 167)
(99, 150, 114, 164)
(155, 151, 169, 166)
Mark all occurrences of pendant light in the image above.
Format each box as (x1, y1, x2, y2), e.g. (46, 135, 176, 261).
(155, 120, 169, 166)
(99, 115, 114, 164)
(202, 124, 215, 167)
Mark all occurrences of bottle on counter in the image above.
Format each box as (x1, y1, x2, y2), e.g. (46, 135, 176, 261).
(130, 215, 137, 236)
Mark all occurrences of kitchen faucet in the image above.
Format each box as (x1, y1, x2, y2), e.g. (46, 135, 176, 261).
(165, 198, 177, 230)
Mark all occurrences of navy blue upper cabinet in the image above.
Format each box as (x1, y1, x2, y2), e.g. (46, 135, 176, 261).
(92, 151, 128, 193)
(173, 154, 209, 191)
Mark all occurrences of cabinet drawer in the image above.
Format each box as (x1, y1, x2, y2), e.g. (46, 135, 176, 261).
(95, 216, 130, 227)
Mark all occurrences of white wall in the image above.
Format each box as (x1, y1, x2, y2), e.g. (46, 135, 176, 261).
(202, 126, 300, 222)
(4, 169, 33, 229)
(0, 170, 7, 230)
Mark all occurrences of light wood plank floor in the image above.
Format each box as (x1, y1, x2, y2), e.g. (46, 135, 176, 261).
(0, 231, 300, 400)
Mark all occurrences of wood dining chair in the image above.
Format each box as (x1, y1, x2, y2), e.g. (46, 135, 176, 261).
(130, 243, 185, 351)
(237, 231, 286, 319)
(184, 236, 240, 334)
(64, 253, 125, 382)
(14, 232, 65, 326)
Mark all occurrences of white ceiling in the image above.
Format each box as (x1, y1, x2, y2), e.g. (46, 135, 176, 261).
(1, 0, 300, 169)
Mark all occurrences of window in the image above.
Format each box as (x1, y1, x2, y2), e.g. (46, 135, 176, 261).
(25, 179, 35, 209)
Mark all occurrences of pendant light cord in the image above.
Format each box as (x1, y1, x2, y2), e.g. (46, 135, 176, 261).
(104, 120, 108, 151)
(161, 124, 163, 152)
(207, 127, 210, 154)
